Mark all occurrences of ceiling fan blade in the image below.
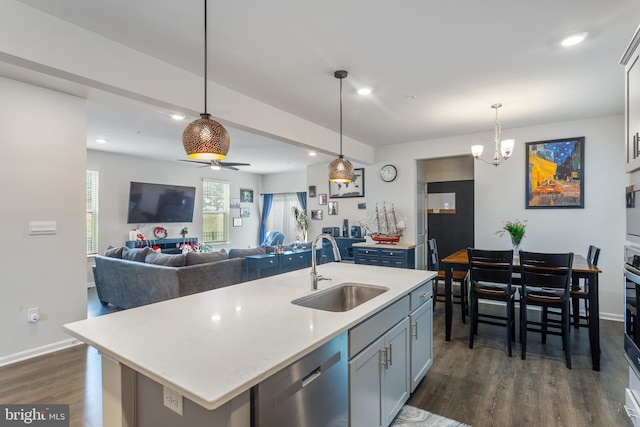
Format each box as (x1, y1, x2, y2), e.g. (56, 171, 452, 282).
(178, 159, 211, 166)
(223, 166, 240, 171)
(219, 161, 251, 167)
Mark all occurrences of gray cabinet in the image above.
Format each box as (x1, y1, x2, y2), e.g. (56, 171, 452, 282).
(349, 318, 410, 427)
(409, 282, 433, 392)
(623, 26, 640, 172)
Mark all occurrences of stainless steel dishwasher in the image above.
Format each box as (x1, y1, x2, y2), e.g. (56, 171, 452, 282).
(254, 331, 348, 427)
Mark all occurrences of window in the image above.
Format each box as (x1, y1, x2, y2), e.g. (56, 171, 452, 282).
(86, 170, 99, 255)
(266, 193, 303, 243)
(203, 179, 229, 244)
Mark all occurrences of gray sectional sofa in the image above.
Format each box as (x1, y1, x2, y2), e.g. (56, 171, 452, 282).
(93, 246, 247, 309)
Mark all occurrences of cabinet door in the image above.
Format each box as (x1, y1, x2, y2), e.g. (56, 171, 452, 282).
(349, 336, 385, 427)
(626, 52, 640, 172)
(410, 299, 433, 392)
(383, 318, 410, 425)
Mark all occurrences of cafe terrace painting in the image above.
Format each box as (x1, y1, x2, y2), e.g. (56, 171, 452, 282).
(525, 137, 585, 209)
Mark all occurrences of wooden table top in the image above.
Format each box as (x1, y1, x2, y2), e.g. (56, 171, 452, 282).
(441, 248, 601, 274)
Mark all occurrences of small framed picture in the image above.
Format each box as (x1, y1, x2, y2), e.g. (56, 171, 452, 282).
(311, 210, 323, 220)
(233, 217, 243, 227)
(318, 193, 328, 205)
(240, 188, 254, 203)
(328, 201, 338, 215)
(309, 186, 316, 198)
(230, 198, 240, 209)
(241, 207, 250, 217)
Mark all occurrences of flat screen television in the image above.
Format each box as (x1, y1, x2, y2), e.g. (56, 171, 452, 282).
(127, 181, 196, 224)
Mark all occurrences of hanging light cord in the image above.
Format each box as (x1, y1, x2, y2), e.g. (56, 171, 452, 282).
(203, 0, 208, 114)
(339, 75, 343, 156)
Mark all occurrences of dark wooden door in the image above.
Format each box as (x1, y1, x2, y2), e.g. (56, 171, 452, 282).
(427, 180, 474, 261)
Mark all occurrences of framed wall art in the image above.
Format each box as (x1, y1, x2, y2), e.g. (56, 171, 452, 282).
(329, 168, 365, 198)
(240, 188, 253, 203)
(525, 136, 585, 209)
(233, 217, 243, 227)
(311, 210, 323, 220)
(328, 202, 338, 215)
(318, 193, 327, 205)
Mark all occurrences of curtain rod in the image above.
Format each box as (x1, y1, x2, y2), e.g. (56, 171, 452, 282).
(259, 191, 306, 196)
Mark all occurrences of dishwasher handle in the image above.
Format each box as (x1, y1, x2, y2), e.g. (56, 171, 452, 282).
(301, 367, 322, 387)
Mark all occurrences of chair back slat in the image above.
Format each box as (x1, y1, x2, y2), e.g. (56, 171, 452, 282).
(427, 239, 440, 271)
(587, 245, 601, 266)
(467, 248, 514, 286)
(519, 251, 573, 291)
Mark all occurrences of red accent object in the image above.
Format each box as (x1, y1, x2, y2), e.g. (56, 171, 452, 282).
(370, 234, 400, 244)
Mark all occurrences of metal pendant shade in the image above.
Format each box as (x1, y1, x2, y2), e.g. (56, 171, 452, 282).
(183, 0, 230, 160)
(328, 70, 354, 183)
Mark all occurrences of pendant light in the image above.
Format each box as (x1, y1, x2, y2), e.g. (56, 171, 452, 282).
(471, 103, 515, 166)
(328, 70, 355, 183)
(182, 0, 230, 160)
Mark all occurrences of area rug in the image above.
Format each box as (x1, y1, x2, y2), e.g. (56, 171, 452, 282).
(391, 405, 471, 427)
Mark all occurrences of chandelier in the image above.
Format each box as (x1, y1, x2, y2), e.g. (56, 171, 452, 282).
(471, 103, 514, 166)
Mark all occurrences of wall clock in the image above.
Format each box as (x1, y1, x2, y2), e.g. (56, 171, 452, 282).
(380, 164, 398, 182)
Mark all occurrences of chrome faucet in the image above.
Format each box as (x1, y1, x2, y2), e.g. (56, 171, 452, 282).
(310, 233, 342, 290)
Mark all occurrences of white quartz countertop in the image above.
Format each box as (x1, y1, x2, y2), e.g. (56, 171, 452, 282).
(64, 263, 435, 410)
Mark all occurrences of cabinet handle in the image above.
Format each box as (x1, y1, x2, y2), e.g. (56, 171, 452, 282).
(420, 292, 428, 298)
(288, 257, 292, 261)
(380, 347, 388, 368)
(411, 322, 418, 339)
(269, 260, 274, 264)
(388, 343, 393, 366)
(625, 405, 640, 418)
(390, 252, 394, 256)
(636, 132, 640, 158)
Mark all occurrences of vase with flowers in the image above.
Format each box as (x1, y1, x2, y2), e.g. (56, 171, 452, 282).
(496, 219, 527, 254)
(180, 227, 188, 239)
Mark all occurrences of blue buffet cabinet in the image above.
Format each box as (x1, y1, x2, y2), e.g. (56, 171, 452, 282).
(353, 243, 416, 269)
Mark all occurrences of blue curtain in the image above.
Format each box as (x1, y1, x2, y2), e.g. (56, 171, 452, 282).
(296, 191, 307, 211)
(259, 193, 274, 245)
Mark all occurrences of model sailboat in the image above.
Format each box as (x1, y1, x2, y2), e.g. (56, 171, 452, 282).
(359, 202, 407, 244)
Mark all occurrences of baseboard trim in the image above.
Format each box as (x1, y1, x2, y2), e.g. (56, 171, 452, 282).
(0, 338, 83, 367)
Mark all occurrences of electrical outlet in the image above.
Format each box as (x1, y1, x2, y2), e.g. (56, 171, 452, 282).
(27, 307, 39, 323)
(163, 386, 183, 416)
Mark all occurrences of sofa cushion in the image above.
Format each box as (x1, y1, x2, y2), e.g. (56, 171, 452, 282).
(228, 247, 267, 259)
(122, 246, 151, 262)
(145, 252, 186, 267)
(104, 246, 124, 258)
(185, 249, 228, 266)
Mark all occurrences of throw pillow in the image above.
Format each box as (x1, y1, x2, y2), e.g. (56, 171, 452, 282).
(185, 249, 228, 266)
(122, 246, 151, 262)
(145, 252, 186, 267)
(228, 247, 267, 259)
(104, 246, 124, 258)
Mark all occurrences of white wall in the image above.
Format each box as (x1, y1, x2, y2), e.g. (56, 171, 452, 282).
(372, 114, 626, 319)
(0, 77, 87, 364)
(305, 164, 368, 240)
(87, 150, 265, 251)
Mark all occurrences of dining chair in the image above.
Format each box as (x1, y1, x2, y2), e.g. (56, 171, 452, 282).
(467, 248, 515, 356)
(570, 245, 600, 329)
(519, 250, 574, 368)
(427, 238, 469, 323)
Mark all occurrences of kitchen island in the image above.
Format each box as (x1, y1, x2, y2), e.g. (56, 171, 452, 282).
(64, 262, 435, 427)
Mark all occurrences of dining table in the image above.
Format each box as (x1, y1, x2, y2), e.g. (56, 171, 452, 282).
(440, 248, 603, 371)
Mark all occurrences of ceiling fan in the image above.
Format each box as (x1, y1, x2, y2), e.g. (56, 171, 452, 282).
(178, 159, 251, 171)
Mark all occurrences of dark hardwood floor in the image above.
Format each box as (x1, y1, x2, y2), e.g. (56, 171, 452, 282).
(0, 288, 632, 427)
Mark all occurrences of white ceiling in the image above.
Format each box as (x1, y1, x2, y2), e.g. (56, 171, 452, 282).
(10, 0, 640, 174)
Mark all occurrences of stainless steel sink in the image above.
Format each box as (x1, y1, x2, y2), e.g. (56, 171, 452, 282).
(292, 283, 388, 312)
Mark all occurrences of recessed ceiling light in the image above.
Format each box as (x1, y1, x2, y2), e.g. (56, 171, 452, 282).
(560, 32, 588, 47)
(358, 87, 372, 96)
(171, 114, 186, 120)
(308, 151, 317, 156)
(96, 138, 107, 144)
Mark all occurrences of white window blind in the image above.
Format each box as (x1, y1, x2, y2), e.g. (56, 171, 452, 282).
(203, 179, 229, 244)
(86, 170, 99, 254)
